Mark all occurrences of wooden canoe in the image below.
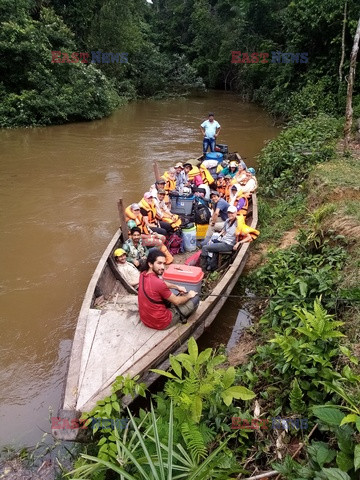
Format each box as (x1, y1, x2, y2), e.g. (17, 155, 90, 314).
(54, 159, 257, 441)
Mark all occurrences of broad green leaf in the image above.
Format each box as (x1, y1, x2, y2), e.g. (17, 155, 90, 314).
(355, 444, 360, 471)
(336, 451, 353, 472)
(222, 367, 236, 389)
(223, 386, 255, 401)
(105, 403, 112, 417)
(319, 468, 352, 480)
(197, 348, 212, 365)
(150, 368, 176, 379)
(169, 355, 182, 378)
(221, 391, 232, 406)
(340, 414, 358, 426)
(312, 406, 345, 426)
(112, 402, 120, 412)
(188, 337, 198, 363)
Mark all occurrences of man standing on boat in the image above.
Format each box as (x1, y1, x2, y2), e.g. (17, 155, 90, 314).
(138, 249, 199, 330)
(200, 112, 221, 153)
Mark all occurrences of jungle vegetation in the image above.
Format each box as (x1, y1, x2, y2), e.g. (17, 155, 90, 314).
(0, 0, 359, 127)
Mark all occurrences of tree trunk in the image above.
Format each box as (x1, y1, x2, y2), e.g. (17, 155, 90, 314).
(344, 16, 360, 151)
(339, 0, 347, 83)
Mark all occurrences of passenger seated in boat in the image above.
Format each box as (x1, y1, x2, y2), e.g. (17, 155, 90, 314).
(122, 227, 148, 269)
(203, 191, 229, 242)
(174, 162, 190, 193)
(239, 169, 257, 193)
(229, 185, 251, 217)
(200, 206, 252, 272)
(139, 192, 172, 236)
(114, 248, 140, 288)
(138, 249, 199, 330)
(219, 161, 238, 178)
(223, 175, 233, 202)
(156, 189, 182, 230)
(162, 167, 176, 194)
(125, 215, 173, 265)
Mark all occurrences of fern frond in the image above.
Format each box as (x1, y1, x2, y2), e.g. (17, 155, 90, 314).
(289, 378, 306, 414)
(181, 421, 207, 463)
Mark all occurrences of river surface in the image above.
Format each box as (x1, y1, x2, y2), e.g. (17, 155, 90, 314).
(0, 91, 279, 448)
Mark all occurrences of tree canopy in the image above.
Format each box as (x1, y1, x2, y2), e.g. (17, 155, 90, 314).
(0, 0, 359, 127)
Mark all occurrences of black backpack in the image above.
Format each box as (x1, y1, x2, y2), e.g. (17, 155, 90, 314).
(194, 200, 211, 225)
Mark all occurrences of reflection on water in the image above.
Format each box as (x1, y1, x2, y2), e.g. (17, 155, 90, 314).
(0, 91, 279, 447)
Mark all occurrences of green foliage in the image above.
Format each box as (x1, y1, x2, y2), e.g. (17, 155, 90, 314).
(0, 4, 121, 127)
(258, 114, 341, 198)
(68, 402, 238, 480)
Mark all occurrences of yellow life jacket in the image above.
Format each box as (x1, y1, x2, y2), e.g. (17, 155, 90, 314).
(236, 216, 260, 240)
(199, 163, 215, 185)
(162, 172, 176, 192)
(187, 166, 201, 182)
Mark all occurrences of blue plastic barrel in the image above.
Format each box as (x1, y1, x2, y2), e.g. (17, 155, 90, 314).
(205, 152, 223, 162)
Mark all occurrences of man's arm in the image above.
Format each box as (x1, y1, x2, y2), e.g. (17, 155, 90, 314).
(167, 290, 197, 306)
(210, 207, 220, 226)
(215, 125, 221, 138)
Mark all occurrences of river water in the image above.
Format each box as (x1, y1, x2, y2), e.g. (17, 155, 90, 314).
(0, 91, 279, 448)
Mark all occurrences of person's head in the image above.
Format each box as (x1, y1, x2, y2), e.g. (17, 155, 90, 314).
(168, 167, 176, 178)
(155, 179, 166, 190)
(247, 167, 256, 176)
(143, 192, 154, 203)
(174, 162, 183, 174)
(144, 248, 166, 276)
(229, 161, 238, 171)
(127, 219, 137, 230)
(183, 162, 193, 174)
(208, 112, 214, 122)
(231, 185, 238, 194)
(210, 191, 220, 203)
(157, 188, 166, 200)
(130, 203, 141, 215)
(130, 227, 141, 243)
(194, 187, 206, 198)
(227, 205, 237, 220)
(224, 175, 232, 184)
(114, 248, 127, 264)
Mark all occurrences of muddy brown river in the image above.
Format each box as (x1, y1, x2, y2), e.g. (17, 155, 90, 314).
(0, 91, 279, 447)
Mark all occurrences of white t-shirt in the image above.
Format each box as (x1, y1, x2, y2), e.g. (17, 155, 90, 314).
(117, 262, 140, 287)
(201, 119, 220, 139)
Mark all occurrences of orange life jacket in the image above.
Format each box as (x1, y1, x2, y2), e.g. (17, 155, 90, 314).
(216, 177, 226, 197)
(125, 205, 150, 234)
(138, 198, 158, 225)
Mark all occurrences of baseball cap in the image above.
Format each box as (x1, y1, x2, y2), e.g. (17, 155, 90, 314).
(227, 206, 237, 213)
(144, 192, 153, 199)
(114, 248, 126, 257)
(174, 162, 183, 168)
(131, 203, 140, 210)
(157, 188, 166, 194)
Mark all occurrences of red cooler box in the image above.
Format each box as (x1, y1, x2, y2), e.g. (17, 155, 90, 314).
(163, 264, 204, 294)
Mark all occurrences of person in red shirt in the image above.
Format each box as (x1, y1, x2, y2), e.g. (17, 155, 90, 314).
(138, 249, 198, 330)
